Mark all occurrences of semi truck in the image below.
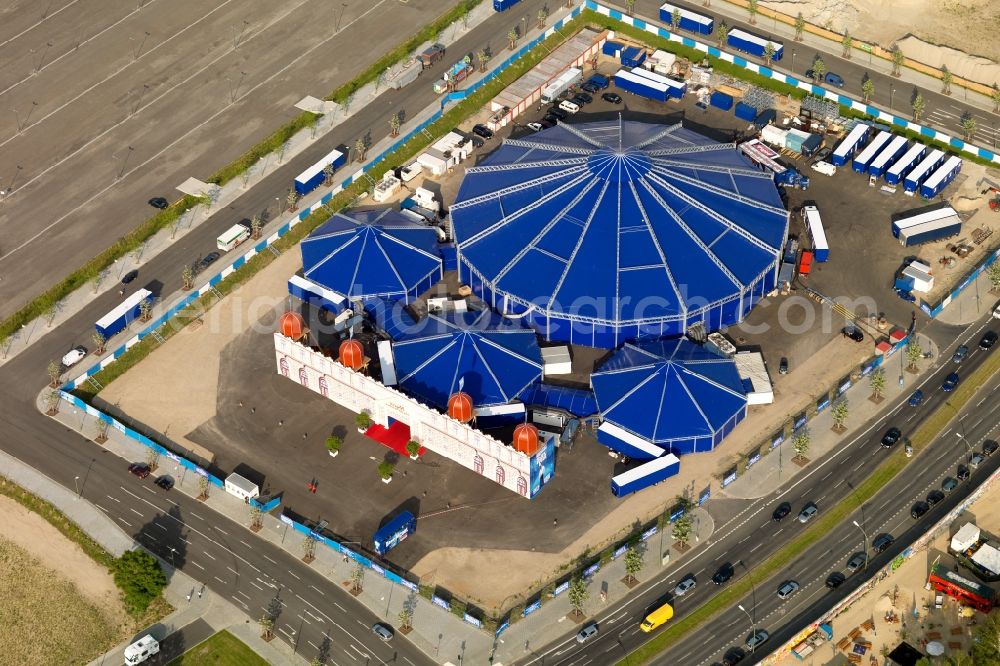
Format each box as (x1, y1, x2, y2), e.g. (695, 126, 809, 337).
(95, 289, 153, 339)
(493, 0, 521, 10)
(373, 511, 417, 556)
(294, 147, 347, 195)
(433, 57, 473, 94)
(541, 67, 583, 103)
(891, 203, 962, 246)
(416, 43, 446, 67)
(610, 454, 680, 497)
(726, 28, 784, 60)
(658, 2, 714, 34)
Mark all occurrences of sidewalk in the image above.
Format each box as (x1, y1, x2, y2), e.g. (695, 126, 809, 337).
(934, 270, 997, 326)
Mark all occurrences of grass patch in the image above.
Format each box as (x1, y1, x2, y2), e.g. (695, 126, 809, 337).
(166, 630, 269, 666)
(207, 113, 319, 186)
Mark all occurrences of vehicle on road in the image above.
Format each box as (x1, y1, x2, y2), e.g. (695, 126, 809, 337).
(640, 602, 674, 632)
(952, 345, 969, 363)
(872, 533, 894, 553)
(602, 92, 622, 104)
(957, 465, 971, 481)
(673, 575, 697, 596)
(825, 572, 846, 589)
(942, 372, 960, 392)
(776, 580, 800, 600)
(797, 502, 818, 523)
(120, 269, 139, 286)
(147, 197, 168, 210)
(198, 251, 221, 271)
(846, 553, 867, 572)
(526, 122, 543, 132)
(980, 331, 998, 350)
(983, 440, 999, 457)
(472, 124, 494, 139)
(805, 70, 845, 87)
(926, 489, 945, 506)
(896, 288, 917, 303)
(772, 502, 792, 521)
(911, 501, 929, 519)
(576, 622, 599, 643)
(372, 623, 394, 641)
(712, 563, 735, 585)
(155, 476, 174, 491)
(124, 635, 159, 664)
(779, 357, 789, 374)
(908, 389, 924, 407)
(745, 629, 770, 651)
(942, 477, 958, 493)
(842, 326, 864, 342)
(970, 452, 985, 469)
(881, 427, 902, 448)
(128, 463, 151, 479)
(61, 346, 87, 368)
(721, 647, 746, 665)
(993, 303, 1000, 319)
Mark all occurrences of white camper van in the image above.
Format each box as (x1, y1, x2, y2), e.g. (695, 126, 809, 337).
(124, 635, 160, 664)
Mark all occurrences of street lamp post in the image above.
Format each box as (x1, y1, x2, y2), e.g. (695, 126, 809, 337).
(336, 3, 348, 32)
(737, 603, 756, 651)
(889, 86, 895, 113)
(74, 475, 81, 498)
(168, 546, 177, 568)
(852, 519, 869, 569)
(738, 560, 757, 621)
(956, 422, 973, 460)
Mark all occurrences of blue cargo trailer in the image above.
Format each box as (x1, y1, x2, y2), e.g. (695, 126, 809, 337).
(727, 28, 783, 60)
(803, 206, 828, 262)
(920, 155, 962, 198)
(631, 68, 686, 98)
(95, 289, 153, 339)
(852, 130, 891, 173)
(658, 2, 714, 34)
(585, 74, 609, 90)
(903, 149, 945, 193)
(868, 135, 909, 178)
(754, 108, 777, 128)
(891, 203, 957, 239)
(884, 143, 926, 186)
(621, 46, 646, 68)
(734, 102, 756, 121)
(710, 91, 733, 110)
(611, 454, 681, 497)
(830, 123, 870, 167)
(294, 148, 347, 196)
(898, 217, 962, 246)
(373, 511, 417, 556)
(603, 41, 625, 58)
(614, 69, 669, 102)
(493, 0, 521, 10)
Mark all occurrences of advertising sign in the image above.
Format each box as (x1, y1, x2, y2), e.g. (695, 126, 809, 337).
(747, 451, 761, 468)
(699, 489, 711, 505)
(464, 613, 482, 627)
(432, 595, 451, 611)
(721, 468, 738, 487)
(496, 620, 510, 636)
(523, 600, 542, 617)
(642, 525, 658, 540)
(771, 433, 784, 449)
(613, 545, 628, 559)
(583, 563, 600, 578)
(553, 581, 570, 596)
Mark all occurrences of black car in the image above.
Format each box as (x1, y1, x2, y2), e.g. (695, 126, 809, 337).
(472, 124, 494, 139)
(926, 489, 945, 507)
(148, 197, 168, 209)
(539, 118, 557, 129)
(121, 269, 138, 285)
(880, 427, 902, 448)
(573, 92, 593, 105)
(199, 251, 221, 270)
(980, 331, 998, 350)
(843, 326, 864, 342)
(772, 502, 792, 522)
(779, 357, 789, 374)
(721, 647, 746, 665)
(712, 562, 735, 585)
(581, 82, 600, 94)
(957, 465, 970, 481)
(983, 440, 999, 457)
(811, 147, 833, 164)
(547, 107, 568, 120)
(602, 92, 622, 104)
(910, 501, 929, 519)
(825, 572, 846, 589)
(155, 476, 174, 490)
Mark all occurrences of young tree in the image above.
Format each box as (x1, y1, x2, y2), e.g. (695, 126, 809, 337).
(374, 69, 387, 93)
(353, 137, 367, 163)
(181, 264, 193, 290)
(398, 603, 414, 630)
(405, 440, 420, 459)
(248, 504, 263, 531)
(113, 549, 167, 616)
(0, 332, 8, 360)
(139, 298, 152, 322)
(792, 429, 810, 459)
(508, 27, 519, 50)
(350, 562, 365, 593)
(624, 0, 635, 16)
(911, 92, 925, 122)
(92, 331, 107, 355)
(869, 368, 886, 400)
(378, 461, 395, 481)
(47, 361, 61, 387)
(941, 64, 952, 95)
(763, 42, 776, 67)
(90, 274, 102, 294)
(794, 12, 806, 41)
(259, 616, 274, 640)
(477, 49, 489, 72)
(831, 399, 849, 431)
(672, 513, 694, 547)
(323, 162, 335, 186)
(811, 57, 826, 83)
(671, 8, 682, 31)
(567, 576, 588, 617)
(987, 261, 1000, 291)
(992, 83, 1000, 113)
(841, 31, 852, 59)
(45, 389, 61, 415)
(905, 339, 923, 370)
(891, 45, 904, 77)
(43, 303, 56, 327)
(715, 21, 729, 48)
(197, 475, 210, 500)
(747, 0, 758, 24)
(286, 186, 299, 212)
(326, 435, 342, 456)
(389, 112, 401, 138)
(537, 8, 548, 28)
(861, 77, 875, 104)
(962, 115, 977, 142)
(301, 534, 318, 562)
(250, 214, 262, 240)
(624, 545, 644, 584)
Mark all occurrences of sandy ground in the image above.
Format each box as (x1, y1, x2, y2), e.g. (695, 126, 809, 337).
(0, 494, 127, 628)
(762, 0, 1000, 85)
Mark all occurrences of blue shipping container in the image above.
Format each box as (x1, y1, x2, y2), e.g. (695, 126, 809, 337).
(294, 148, 347, 196)
(493, 0, 521, 11)
(611, 455, 680, 497)
(658, 3, 714, 35)
(920, 156, 962, 198)
(614, 70, 669, 102)
(727, 28, 784, 60)
(373, 511, 417, 557)
(586, 74, 610, 90)
(603, 41, 625, 58)
(621, 46, 646, 68)
(95, 289, 154, 339)
(754, 109, 777, 128)
(710, 91, 733, 111)
(734, 102, 756, 121)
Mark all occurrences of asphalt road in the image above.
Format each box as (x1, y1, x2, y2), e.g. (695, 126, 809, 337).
(523, 316, 1000, 666)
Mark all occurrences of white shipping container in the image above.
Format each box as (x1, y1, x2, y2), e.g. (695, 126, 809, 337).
(760, 124, 788, 149)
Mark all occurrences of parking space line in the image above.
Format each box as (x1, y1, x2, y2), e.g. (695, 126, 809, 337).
(190, 561, 204, 570)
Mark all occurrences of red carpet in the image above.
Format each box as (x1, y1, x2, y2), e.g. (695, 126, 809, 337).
(363, 421, 425, 457)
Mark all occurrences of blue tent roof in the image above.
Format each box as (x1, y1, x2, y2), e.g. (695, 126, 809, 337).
(450, 120, 788, 345)
(392, 309, 542, 409)
(300, 209, 442, 301)
(591, 339, 747, 448)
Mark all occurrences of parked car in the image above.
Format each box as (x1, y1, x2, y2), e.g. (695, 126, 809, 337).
(952, 345, 969, 363)
(957, 465, 970, 481)
(745, 629, 770, 651)
(805, 70, 845, 87)
(811, 147, 833, 164)
(573, 92, 593, 105)
(576, 622, 599, 643)
(472, 124, 494, 139)
(526, 122, 543, 132)
(558, 100, 580, 114)
(926, 489, 945, 507)
(722, 647, 747, 665)
(825, 572, 846, 589)
(155, 476, 174, 491)
(880, 427, 902, 448)
(842, 326, 864, 342)
(779, 357, 789, 375)
(61, 346, 87, 368)
(983, 440, 999, 457)
(540, 118, 557, 129)
(198, 251, 221, 270)
(980, 331, 998, 350)
(148, 197, 169, 209)
(776, 580, 800, 600)
(547, 107, 568, 121)
(872, 533, 894, 553)
(772, 502, 792, 522)
(128, 463, 151, 479)
(602, 92, 622, 104)
(581, 81, 600, 94)
(969, 452, 985, 469)
(371, 623, 394, 641)
(712, 562, 735, 585)
(846, 552, 867, 572)
(121, 269, 139, 285)
(911, 501, 929, 519)
(942, 477, 958, 493)
(908, 389, 924, 407)
(942, 372, 960, 392)
(673, 575, 697, 597)
(797, 502, 818, 523)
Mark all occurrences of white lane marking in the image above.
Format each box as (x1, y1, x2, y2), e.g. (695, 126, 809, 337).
(289, 571, 300, 580)
(190, 560, 205, 570)
(142, 532, 157, 542)
(117, 517, 132, 527)
(310, 584, 323, 594)
(250, 580, 263, 591)
(215, 576, 226, 584)
(190, 512, 204, 520)
(240, 540, 251, 547)
(203, 551, 216, 560)
(264, 555, 277, 564)
(227, 566, 239, 575)
(153, 523, 167, 531)
(130, 508, 143, 517)
(214, 527, 229, 535)
(95, 503, 109, 513)
(106, 495, 120, 502)
(334, 602, 346, 612)
(237, 590, 251, 600)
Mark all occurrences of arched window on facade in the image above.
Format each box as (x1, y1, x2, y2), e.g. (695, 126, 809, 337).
(298, 367, 308, 386)
(279, 357, 290, 377)
(318, 376, 329, 397)
(517, 476, 528, 496)
(495, 465, 505, 485)
(473, 455, 484, 474)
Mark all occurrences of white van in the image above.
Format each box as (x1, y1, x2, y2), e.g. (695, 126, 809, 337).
(124, 635, 159, 664)
(558, 100, 580, 115)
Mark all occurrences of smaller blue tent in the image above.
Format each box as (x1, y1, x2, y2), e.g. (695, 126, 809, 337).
(392, 309, 542, 411)
(591, 339, 747, 458)
(300, 209, 442, 302)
